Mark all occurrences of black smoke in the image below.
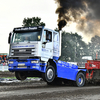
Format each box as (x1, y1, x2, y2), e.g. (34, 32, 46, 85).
(55, 0, 100, 37)
(58, 20, 66, 30)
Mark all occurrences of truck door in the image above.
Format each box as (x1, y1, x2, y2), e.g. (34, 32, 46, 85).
(41, 30, 53, 61)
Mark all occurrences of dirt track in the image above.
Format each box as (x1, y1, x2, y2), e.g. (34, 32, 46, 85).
(0, 71, 15, 77)
(0, 81, 100, 100)
(0, 71, 100, 100)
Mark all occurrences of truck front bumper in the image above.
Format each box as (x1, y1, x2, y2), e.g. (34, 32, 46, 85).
(8, 59, 46, 72)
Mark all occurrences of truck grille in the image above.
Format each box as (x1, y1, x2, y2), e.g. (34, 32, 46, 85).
(11, 48, 36, 56)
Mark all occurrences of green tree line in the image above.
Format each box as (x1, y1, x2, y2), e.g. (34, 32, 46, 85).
(60, 31, 100, 62)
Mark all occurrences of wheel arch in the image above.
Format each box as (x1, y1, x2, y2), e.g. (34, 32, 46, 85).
(77, 70, 86, 76)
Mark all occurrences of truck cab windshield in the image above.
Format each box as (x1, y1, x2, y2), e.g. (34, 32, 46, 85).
(11, 30, 42, 43)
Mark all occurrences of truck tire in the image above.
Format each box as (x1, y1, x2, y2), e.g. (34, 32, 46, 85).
(15, 71, 27, 81)
(45, 65, 56, 83)
(75, 72, 85, 87)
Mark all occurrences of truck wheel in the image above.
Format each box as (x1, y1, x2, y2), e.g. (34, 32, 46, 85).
(75, 72, 85, 87)
(45, 65, 56, 83)
(15, 71, 27, 81)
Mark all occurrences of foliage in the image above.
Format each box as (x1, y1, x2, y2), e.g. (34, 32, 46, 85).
(88, 35, 100, 59)
(60, 31, 88, 62)
(22, 17, 45, 27)
(60, 30, 100, 62)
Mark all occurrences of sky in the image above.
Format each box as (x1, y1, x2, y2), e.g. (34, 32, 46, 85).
(0, 0, 81, 53)
(0, 0, 59, 53)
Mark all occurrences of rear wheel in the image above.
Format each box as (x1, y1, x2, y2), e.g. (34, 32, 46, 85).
(75, 72, 85, 87)
(15, 71, 27, 81)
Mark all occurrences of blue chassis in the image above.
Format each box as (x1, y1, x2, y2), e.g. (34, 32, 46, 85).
(8, 59, 86, 81)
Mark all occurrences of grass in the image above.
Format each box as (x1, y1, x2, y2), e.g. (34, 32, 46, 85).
(0, 77, 16, 79)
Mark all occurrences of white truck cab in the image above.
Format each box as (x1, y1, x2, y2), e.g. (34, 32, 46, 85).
(8, 26, 61, 62)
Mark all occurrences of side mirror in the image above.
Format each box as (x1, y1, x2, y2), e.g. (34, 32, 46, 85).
(8, 32, 12, 44)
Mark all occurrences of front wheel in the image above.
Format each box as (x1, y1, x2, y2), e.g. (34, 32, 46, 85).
(75, 72, 85, 87)
(15, 71, 27, 81)
(45, 65, 56, 83)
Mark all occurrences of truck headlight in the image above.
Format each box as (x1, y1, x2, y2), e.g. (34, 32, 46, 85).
(31, 60, 39, 63)
(9, 61, 13, 64)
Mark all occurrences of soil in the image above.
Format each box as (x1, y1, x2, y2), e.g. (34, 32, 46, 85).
(0, 72, 100, 100)
(0, 71, 15, 77)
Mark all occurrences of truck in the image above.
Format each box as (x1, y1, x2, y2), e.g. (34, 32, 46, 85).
(8, 26, 88, 87)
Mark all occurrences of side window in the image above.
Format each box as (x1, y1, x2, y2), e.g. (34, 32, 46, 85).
(42, 30, 52, 43)
(46, 31, 52, 42)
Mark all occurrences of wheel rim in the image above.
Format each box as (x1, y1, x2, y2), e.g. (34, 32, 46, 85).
(78, 76, 83, 85)
(47, 69, 53, 80)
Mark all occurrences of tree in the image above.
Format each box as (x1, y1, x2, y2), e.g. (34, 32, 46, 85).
(22, 17, 45, 27)
(60, 31, 88, 62)
(60, 31, 75, 61)
(71, 33, 88, 62)
(88, 35, 100, 59)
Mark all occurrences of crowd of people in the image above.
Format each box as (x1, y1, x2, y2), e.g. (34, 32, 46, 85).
(0, 56, 8, 66)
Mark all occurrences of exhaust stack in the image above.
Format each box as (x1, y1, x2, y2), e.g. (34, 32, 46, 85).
(58, 20, 66, 58)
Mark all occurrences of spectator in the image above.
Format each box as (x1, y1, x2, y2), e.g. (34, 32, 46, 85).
(3, 62, 6, 66)
(5, 60, 8, 66)
(0, 60, 3, 66)
(2, 55, 4, 60)
(0, 60, 2, 64)
(1, 59, 4, 63)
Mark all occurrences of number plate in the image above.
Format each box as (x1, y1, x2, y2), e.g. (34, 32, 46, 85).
(18, 63, 25, 66)
(17, 66, 27, 68)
